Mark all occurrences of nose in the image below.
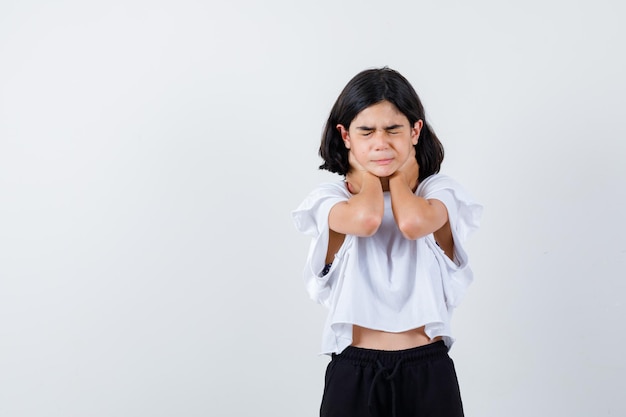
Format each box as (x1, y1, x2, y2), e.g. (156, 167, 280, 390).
(373, 130, 390, 150)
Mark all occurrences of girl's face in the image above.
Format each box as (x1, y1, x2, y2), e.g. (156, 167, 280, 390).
(337, 100, 422, 178)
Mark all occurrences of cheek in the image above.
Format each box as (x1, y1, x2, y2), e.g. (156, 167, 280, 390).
(350, 143, 368, 156)
(355, 149, 371, 162)
(402, 138, 416, 152)
(393, 141, 414, 162)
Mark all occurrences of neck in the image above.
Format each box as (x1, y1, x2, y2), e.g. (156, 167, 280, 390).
(379, 177, 390, 191)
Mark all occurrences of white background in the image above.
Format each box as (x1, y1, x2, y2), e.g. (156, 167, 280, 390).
(1, 0, 625, 416)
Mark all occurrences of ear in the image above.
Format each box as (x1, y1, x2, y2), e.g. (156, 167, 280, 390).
(411, 120, 423, 145)
(336, 124, 351, 149)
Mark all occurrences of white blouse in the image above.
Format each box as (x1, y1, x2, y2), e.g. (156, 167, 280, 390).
(292, 174, 482, 356)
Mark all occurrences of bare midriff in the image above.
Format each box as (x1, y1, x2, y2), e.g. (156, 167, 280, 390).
(351, 325, 442, 351)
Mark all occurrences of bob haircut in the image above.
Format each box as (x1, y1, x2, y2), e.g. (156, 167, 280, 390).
(319, 67, 444, 181)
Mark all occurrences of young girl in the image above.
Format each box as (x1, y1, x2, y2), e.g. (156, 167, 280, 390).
(292, 67, 482, 417)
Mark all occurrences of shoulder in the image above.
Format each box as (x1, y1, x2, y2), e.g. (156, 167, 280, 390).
(417, 174, 464, 197)
(292, 180, 350, 235)
(302, 180, 351, 201)
(418, 173, 483, 241)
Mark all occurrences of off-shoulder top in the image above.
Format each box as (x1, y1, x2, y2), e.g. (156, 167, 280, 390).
(291, 174, 482, 356)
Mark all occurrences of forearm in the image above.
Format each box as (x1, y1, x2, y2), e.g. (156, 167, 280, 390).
(329, 172, 384, 236)
(388, 174, 446, 240)
(346, 172, 384, 233)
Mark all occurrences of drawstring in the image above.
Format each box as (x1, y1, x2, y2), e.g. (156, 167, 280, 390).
(367, 358, 404, 417)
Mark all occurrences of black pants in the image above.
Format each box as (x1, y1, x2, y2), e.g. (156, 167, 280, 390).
(320, 341, 464, 417)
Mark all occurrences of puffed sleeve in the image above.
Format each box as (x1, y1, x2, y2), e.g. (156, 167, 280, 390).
(419, 174, 483, 307)
(291, 182, 350, 305)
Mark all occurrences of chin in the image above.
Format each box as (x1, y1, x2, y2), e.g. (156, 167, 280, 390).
(370, 167, 398, 178)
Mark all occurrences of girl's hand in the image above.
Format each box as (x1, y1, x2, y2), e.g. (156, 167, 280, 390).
(345, 151, 369, 194)
(348, 150, 368, 173)
(393, 146, 419, 191)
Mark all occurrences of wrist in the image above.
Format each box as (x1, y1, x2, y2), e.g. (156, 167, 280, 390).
(347, 169, 377, 194)
(389, 171, 407, 185)
(361, 170, 382, 187)
(389, 171, 416, 191)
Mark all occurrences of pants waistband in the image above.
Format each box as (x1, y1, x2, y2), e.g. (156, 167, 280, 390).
(333, 340, 449, 365)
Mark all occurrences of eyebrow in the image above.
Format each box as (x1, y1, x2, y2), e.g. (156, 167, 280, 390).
(355, 124, 405, 131)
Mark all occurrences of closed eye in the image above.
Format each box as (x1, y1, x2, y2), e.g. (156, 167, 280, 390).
(386, 124, 404, 135)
